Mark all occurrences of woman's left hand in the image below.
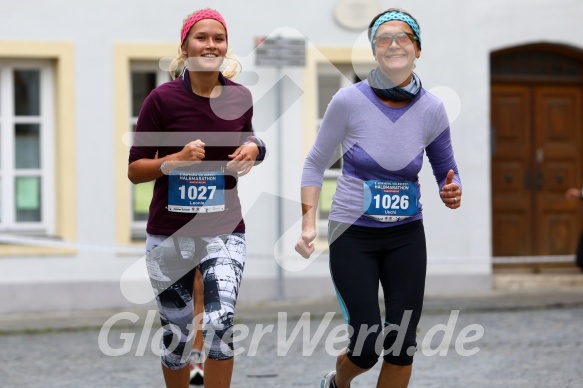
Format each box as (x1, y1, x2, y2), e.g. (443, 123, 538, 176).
(440, 169, 461, 209)
(227, 142, 259, 176)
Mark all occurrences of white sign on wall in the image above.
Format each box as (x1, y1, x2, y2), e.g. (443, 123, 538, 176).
(255, 36, 306, 67)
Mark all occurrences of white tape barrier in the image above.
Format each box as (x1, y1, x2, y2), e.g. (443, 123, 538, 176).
(0, 234, 144, 255)
(0, 234, 156, 304)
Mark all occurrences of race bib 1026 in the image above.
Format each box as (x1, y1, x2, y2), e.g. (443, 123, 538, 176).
(363, 180, 418, 222)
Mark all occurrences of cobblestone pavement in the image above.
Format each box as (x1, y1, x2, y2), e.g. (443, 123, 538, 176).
(1, 289, 583, 387)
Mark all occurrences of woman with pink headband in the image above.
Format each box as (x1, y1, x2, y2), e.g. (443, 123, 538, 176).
(296, 8, 461, 388)
(128, 8, 266, 388)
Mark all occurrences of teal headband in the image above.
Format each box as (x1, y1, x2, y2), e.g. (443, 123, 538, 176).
(370, 11, 421, 50)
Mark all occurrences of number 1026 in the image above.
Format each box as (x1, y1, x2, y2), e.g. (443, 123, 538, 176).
(373, 194, 409, 210)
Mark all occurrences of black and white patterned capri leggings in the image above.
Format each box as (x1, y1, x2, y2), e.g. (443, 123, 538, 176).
(145, 233, 245, 370)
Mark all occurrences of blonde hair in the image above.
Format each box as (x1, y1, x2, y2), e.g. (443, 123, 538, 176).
(169, 11, 241, 80)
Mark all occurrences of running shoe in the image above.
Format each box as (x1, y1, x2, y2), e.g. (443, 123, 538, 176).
(188, 350, 204, 386)
(321, 370, 336, 388)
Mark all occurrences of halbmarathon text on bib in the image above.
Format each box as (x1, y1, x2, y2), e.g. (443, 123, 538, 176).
(167, 171, 225, 213)
(363, 180, 418, 222)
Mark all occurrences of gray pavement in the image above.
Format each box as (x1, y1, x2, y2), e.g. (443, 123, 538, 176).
(1, 287, 583, 387)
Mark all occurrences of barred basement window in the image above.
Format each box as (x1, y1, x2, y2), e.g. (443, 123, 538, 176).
(491, 45, 583, 82)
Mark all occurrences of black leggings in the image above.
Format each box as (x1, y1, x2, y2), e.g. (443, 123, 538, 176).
(328, 220, 426, 368)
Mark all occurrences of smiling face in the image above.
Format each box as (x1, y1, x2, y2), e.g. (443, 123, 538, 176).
(181, 18, 227, 73)
(373, 20, 421, 86)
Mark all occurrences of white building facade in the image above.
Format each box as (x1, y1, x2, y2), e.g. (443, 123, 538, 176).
(0, 0, 582, 313)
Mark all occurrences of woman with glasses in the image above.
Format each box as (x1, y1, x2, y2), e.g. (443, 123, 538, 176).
(295, 8, 462, 388)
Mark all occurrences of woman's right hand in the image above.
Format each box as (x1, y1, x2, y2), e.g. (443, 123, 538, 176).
(295, 228, 317, 259)
(177, 139, 206, 163)
(128, 141, 206, 183)
(164, 140, 206, 171)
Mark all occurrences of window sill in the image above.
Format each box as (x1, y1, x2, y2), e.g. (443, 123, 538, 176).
(0, 244, 76, 257)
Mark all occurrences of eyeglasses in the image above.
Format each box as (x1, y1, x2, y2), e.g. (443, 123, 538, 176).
(373, 32, 417, 47)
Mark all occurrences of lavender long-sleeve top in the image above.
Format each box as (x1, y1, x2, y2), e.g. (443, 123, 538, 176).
(301, 81, 461, 228)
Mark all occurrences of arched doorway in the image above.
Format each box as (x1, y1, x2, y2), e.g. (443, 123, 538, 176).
(491, 44, 583, 257)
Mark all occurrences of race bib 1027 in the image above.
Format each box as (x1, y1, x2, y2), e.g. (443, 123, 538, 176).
(167, 171, 225, 213)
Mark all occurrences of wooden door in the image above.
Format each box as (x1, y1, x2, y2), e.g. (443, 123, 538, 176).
(534, 87, 582, 254)
(491, 85, 582, 256)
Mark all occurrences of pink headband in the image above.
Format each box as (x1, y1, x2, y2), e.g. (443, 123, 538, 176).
(180, 9, 228, 46)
